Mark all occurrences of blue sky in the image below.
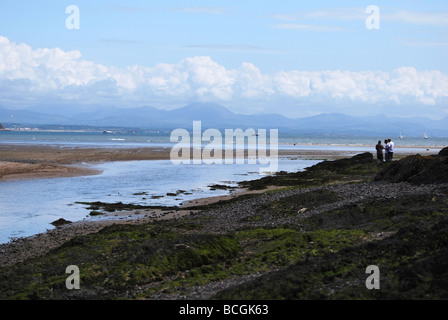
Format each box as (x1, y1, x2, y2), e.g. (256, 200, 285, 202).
(0, 0, 447, 119)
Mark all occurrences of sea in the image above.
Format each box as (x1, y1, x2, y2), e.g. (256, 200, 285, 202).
(0, 130, 446, 244)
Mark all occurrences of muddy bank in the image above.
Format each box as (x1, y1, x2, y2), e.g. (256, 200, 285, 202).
(0, 145, 173, 165)
(0, 145, 173, 181)
(0, 161, 102, 181)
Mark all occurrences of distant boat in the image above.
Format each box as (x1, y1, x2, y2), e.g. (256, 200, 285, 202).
(424, 131, 429, 140)
(103, 130, 113, 134)
(399, 132, 404, 139)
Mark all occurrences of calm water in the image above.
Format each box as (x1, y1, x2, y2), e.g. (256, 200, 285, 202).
(0, 130, 447, 244)
(0, 158, 321, 244)
(0, 130, 447, 149)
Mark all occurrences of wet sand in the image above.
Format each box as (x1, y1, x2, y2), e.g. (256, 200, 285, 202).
(0, 144, 440, 181)
(0, 144, 173, 164)
(0, 144, 328, 181)
(0, 161, 102, 181)
(0, 145, 172, 181)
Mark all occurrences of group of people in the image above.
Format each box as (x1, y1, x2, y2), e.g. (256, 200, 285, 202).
(375, 139, 395, 162)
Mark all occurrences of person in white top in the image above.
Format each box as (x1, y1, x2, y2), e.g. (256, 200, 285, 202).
(387, 139, 395, 161)
(384, 139, 389, 161)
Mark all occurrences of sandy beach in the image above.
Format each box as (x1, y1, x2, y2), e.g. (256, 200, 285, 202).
(0, 145, 172, 181)
(0, 144, 323, 181)
(0, 143, 439, 181)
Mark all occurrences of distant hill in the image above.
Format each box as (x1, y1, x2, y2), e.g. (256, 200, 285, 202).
(0, 103, 447, 137)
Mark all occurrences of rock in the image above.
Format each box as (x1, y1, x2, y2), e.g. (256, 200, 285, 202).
(375, 152, 448, 184)
(208, 184, 237, 191)
(89, 211, 104, 216)
(351, 152, 374, 162)
(438, 147, 448, 157)
(51, 218, 73, 227)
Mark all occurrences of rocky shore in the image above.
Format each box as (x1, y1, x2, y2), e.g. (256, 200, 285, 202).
(0, 148, 447, 300)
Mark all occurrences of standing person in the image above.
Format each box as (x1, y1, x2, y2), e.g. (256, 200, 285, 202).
(388, 138, 395, 161)
(384, 139, 390, 162)
(375, 140, 384, 162)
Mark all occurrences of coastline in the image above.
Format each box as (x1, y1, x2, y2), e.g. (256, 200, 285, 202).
(0, 143, 441, 181)
(0, 147, 447, 300)
(0, 186, 276, 267)
(0, 145, 172, 181)
(0, 143, 340, 265)
(0, 143, 443, 267)
(0, 161, 102, 181)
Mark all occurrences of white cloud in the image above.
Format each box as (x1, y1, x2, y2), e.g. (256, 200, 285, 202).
(273, 24, 351, 32)
(0, 36, 447, 117)
(269, 7, 448, 27)
(383, 11, 448, 26)
(268, 8, 365, 22)
(401, 41, 448, 48)
(181, 44, 267, 52)
(169, 6, 228, 15)
(304, 8, 366, 20)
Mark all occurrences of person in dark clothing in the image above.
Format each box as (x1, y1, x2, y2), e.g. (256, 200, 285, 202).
(375, 140, 384, 161)
(384, 139, 390, 161)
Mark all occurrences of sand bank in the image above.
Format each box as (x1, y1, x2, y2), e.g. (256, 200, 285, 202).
(0, 144, 172, 164)
(0, 143, 441, 181)
(0, 161, 102, 181)
(0, 145, 172, 181)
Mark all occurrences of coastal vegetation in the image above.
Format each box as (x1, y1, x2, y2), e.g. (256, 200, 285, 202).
(0, 149, 447, 300)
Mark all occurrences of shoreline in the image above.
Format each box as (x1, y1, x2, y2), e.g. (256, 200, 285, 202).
(0, 145, 171, 181)
(0, 186, 274, 267)
(1, 147, 447, 300)
(0, 143, 441, 181)
(0, 143, 444, 266)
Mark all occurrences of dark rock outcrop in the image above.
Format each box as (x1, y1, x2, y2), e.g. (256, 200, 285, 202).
(307, 152, 374, 171)
(439, 147, 448, 157)
(50, 218, 73, 227)
(375, 147, 448, 184)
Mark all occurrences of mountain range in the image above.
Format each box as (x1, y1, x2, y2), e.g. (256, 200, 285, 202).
(0, 103, 447, 137)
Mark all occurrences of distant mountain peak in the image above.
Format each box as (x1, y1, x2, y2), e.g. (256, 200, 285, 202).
(175, 102, 236, 119)
(181, 102, 233, 112)
(0, 103, 447, 136)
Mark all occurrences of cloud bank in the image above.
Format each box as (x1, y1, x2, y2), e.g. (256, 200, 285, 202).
(0, 36, 447, 118)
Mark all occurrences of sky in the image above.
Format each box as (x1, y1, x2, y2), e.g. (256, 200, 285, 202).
(0, 0, 447, 119)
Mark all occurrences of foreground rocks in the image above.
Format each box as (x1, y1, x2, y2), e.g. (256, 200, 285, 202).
(375, 146, 448, 184)
(0, 150, 447, 300)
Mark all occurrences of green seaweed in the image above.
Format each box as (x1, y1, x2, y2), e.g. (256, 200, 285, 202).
(2, 151, 447, 300)
(264, 189, 339, 217)
(239, 153, 384, 190)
